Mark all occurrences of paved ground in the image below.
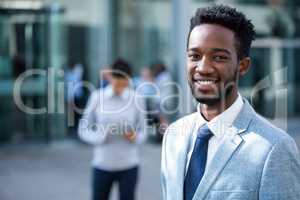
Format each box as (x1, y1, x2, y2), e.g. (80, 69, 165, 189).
(0, 118, 300, 200)
(0, 140, 162, 200)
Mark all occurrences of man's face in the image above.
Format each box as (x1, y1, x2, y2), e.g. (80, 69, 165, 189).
(187, 24, 241, 106)
(111, 77, 129, 94)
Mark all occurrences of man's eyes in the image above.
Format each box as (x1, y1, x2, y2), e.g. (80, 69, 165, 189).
(187, 52, 229, 62)
(188, 54, 201, 61)
(213, 55, 229, 61)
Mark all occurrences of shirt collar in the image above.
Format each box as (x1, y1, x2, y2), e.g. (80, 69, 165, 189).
(196, 93, 244, 138)
(103, 85, 131, 100)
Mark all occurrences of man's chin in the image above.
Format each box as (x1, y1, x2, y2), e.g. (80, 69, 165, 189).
(194, 96, 220, 106)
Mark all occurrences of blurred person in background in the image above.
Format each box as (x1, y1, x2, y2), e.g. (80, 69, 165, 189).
(133, 67, 157, 120)
(65, 61, 84, 136)
(152, 62, 173, 97)
(99, 65, 112, 88)
(151, 62, 174, 141)
(133, 67, 156, 96)
(134, 67, 162, 142)
(78, 58, 147, 200)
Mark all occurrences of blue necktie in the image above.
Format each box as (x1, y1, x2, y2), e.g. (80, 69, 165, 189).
(184, 124, 213, 200)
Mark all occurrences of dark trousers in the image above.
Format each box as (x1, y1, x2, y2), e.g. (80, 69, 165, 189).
(92, 166, 138, 200)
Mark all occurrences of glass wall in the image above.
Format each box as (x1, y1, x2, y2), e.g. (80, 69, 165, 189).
(0, 5, 66, 142)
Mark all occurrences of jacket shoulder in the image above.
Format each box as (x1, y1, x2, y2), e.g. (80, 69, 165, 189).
(246, 112, 296, 147)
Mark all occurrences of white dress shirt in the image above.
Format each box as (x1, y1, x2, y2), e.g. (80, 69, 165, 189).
(78, 85, 147, 171)
(185, 93, 244, 174)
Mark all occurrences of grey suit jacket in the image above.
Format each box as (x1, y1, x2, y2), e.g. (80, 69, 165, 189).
(161, 99, 300, 200)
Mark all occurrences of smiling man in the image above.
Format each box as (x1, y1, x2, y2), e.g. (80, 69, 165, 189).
(161, 5, 300, 200)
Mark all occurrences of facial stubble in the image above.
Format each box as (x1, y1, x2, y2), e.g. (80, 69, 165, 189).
(189, 66, 239, 107)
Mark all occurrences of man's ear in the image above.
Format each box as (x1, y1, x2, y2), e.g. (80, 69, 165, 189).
(238, 57, 251, 76)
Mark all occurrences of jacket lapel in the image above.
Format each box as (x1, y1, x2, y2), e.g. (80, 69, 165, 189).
(192, 99, 255, 200)
(176, 139, 191, 199)
(169, 114, 199, 199)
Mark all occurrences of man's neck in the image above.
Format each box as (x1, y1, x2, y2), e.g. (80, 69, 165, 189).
(200, 92, 238, 121)
(112, 85, 128, 96)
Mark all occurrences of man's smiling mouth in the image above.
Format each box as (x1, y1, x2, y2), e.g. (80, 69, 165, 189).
(195, 80, 217, 85)
(193, 76, 219, 85)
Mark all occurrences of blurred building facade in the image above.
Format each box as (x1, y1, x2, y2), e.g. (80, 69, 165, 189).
(0, 0, 300, 143)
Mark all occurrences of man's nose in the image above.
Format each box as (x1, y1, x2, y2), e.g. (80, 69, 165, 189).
(195, 57, 214, 74)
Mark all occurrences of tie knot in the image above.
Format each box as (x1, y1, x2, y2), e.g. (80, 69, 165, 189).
(197, 124, 213, 140)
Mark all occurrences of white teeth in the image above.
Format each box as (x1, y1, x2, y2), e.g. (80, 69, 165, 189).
(197, 80, 215, 85)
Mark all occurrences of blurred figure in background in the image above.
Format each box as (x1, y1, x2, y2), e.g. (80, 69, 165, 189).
(99, 65, 112, 88)
(78, 58, 147, 200)
(151, 62, 174, 141)
(134, 67, 161, 142)
(133, 67, 156, 96)
(65, 61, 84, 136)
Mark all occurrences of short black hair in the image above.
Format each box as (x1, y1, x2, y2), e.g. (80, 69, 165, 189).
(111, 58, 132, 78)
(187, 5, 256, 59)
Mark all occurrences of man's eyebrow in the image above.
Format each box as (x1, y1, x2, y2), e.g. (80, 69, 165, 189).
(187, 47, 199, 52)
(187, 47, 231, 55)
(211, 48, 231, 55)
